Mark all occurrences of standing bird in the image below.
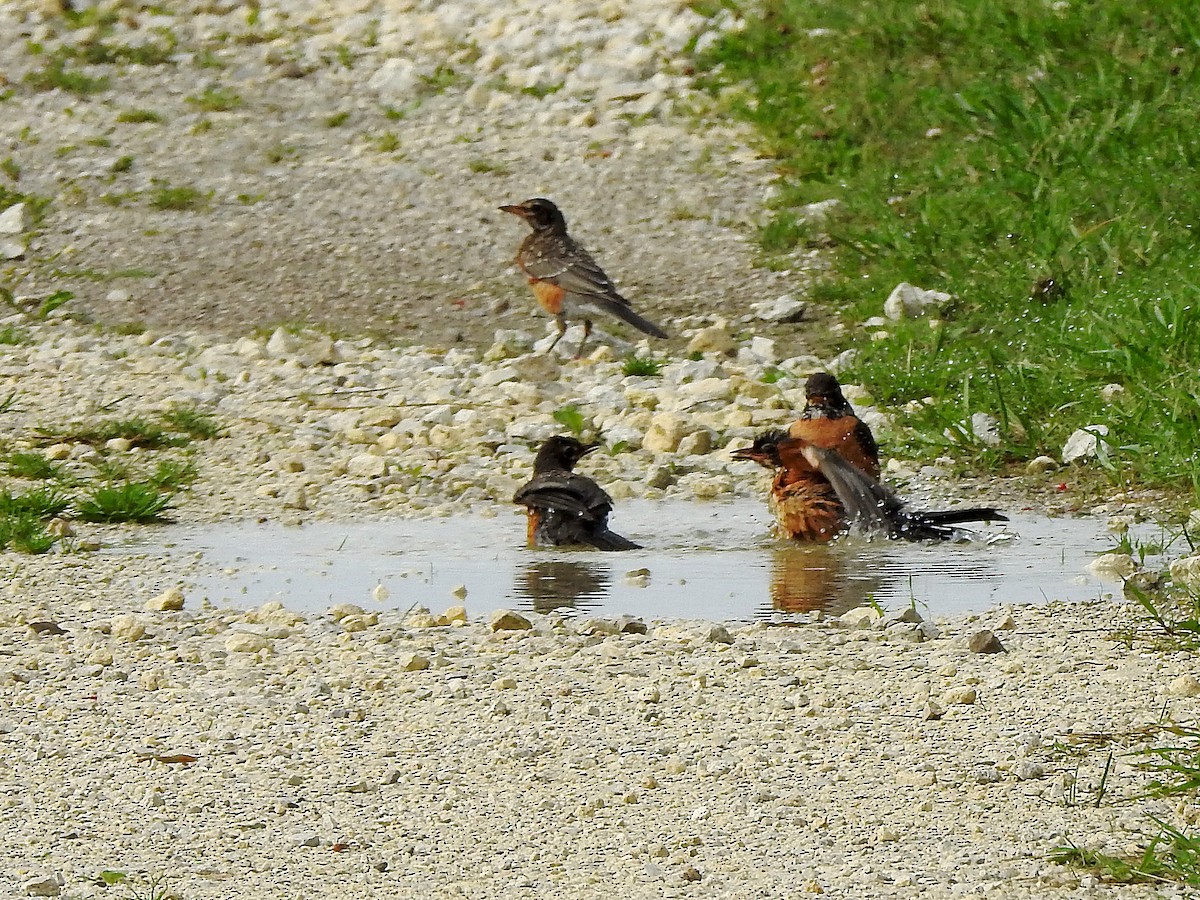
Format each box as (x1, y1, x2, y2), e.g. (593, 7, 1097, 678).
(787, 372, 881, 479)
(732, 430, 1006, 542)
(513, 435, 641, 550)
(499, 198, 669, 357)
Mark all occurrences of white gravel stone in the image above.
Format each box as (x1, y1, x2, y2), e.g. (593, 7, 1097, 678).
(755, 294, 807, 323)
(1062, 425, 1111, 464)
(970, 412, 1001, 446)
(225, 631, 271, 653)
(1168, 674, 1200, 698)
(883, 282, 950, 319)
(145, 586, 186, 611)
(1087, 553, 1137, 579)
(686, 321, 737, 355)
(399, 653, 430, 672)
(1026, 455, 1059, 474)
(21, 874, 61, 897)
(0, 202, 31, 234)
(347, 454, 388, 477)
(839, 606, 882, 629)
(642, 412, 688, 453)
(943, 686, 978, 705)
(110, 614, 146, 642)
(490, 609, 532, 631)
(1169, 555, 1200, 590)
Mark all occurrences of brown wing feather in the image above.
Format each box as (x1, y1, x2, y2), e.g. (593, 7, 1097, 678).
(513, 472, 614, 520)
(519, 234, 628, 305)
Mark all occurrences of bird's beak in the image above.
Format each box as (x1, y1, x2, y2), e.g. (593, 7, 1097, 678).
(729, 446, 762, 463)
(580, 442, 600, 457)
(499, 204, 528, 218)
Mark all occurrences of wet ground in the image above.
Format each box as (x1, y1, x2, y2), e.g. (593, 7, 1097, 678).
(138, 501, 1159, 622)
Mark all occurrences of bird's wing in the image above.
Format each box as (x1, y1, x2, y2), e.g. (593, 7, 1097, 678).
(522, 236, 629, 305)
(513, 472, 613, 520)
(798, 444, 902, 533)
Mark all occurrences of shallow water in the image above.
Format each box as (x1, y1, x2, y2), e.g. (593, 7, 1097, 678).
(145, 500, 1157, 622)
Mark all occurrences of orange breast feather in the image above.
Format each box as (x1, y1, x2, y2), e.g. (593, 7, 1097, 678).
(788, 416, 879, 479)
(529, 279, 565, 315)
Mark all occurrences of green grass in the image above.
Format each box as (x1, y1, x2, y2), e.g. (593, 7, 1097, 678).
(0, 487, 71, 520)
(146, 458, 198, 491)
(77, 481, 173, 523)
(468, 159, 511, 175)
(372, 131, 401, 153)
(24, 53, 110, 94)
(160, 406, 221, 440)
(552, 404, 587, 436)
(520, 82, 564, 99)
(264, 144, 297, 164)
(36, 290, 73, 320)
(0, 486, 67, 552)
(0, 326, 26, 345)
(696, 0, 1200, 498)
(1051, 831, 1200, 886)
(117, 108, 164, 124)
(0, 512, 57, 553)
(36, 416, 177, 449)
(34, 407, 219, 450)
(1044, 534, 1200, 885)
(1050, 720, 1200, 885)
(621, 355, 664, 377)
(186, 86, 242, 112)
(148, 182, 208, 211)
(65, 29, 178, 67)
(5, 451, 66, 481)
(0, 185, 52, 225)
(421, 65, 469, 94)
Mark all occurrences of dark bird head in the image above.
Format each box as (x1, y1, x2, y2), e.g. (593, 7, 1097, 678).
(533, 435, 598, 472)
(804, 371, 854, 416)
(729, 429, 787, 468)
(805, 372, 844, 402)
(499, 198, 567, 234)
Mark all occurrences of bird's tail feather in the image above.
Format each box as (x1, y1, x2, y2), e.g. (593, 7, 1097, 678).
(799, 442, 1007, 542)
(585, 529, 642, 551)
(914, 507, 1008, 526)
(588, 296, 669, 339)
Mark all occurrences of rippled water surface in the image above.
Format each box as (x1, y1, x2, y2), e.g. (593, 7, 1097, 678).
(143, 500, 1160, 622)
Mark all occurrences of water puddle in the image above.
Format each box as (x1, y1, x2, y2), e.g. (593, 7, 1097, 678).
(140, 500, 1161, 622)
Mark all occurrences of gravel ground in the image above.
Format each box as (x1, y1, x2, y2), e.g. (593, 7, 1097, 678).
(1, 3, 1197, 899)
(0, 0, 817, 355)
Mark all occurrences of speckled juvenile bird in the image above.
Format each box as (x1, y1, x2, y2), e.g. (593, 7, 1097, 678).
(499, 197, 669, 357)
(513, 435, 641, 550)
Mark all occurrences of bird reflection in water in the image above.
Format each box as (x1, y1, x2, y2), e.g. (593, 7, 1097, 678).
(767, 543, 885, 618)
(514, 560, 610, 613)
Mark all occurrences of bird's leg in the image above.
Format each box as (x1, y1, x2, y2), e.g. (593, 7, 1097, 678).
(544, 316, 568, 354)
(575, 319, 593, 359)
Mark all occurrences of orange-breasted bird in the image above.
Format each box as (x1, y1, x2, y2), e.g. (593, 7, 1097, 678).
(787, 372, 881, 479)
(513, 435, 641, 550)
(499, 198, 669, 357)
(732, 430, 1007, 542)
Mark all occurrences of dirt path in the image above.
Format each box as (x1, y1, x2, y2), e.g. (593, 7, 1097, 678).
(1, 1, 822, 355)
